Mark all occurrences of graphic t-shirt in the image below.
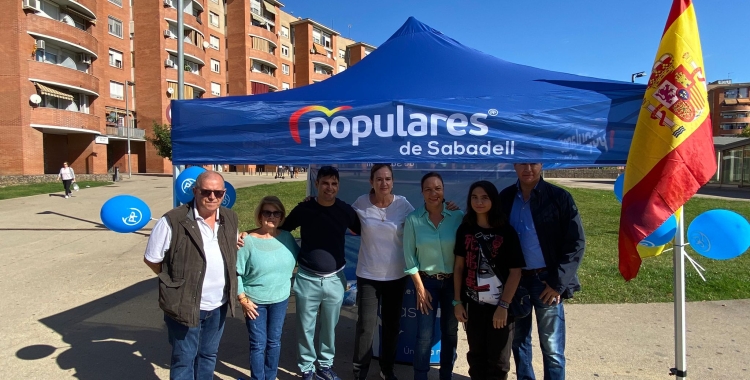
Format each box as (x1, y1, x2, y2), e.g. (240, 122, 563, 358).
(454, 223, 525, 304)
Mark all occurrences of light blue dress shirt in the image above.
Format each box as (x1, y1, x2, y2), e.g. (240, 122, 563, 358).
(509, 188, 547, 270)
(403, 204, 464, 275)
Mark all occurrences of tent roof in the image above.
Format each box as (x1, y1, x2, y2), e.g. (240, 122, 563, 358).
(172, 17, 645, 166)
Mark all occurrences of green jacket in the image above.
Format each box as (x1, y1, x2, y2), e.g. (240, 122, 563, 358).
(159, 203, 238, 327)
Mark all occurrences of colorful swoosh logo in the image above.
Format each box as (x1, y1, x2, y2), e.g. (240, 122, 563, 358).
(289, 106, 353, 143)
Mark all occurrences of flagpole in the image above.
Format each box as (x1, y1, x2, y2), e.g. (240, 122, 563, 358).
(672, 205, 687, 379)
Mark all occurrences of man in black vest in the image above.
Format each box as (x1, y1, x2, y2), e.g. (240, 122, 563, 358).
(144, 171, 239, 380)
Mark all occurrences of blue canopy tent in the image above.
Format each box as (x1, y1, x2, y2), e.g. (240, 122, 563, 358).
(171, 17, 645, 167)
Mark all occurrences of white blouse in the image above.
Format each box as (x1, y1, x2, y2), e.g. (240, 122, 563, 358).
(352, 194, 415, 281)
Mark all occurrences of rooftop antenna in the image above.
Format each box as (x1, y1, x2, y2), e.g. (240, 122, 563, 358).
(348, 24, 352, 38)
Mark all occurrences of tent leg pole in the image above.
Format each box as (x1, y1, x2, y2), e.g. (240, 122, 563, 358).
(671, 206, 687, 379)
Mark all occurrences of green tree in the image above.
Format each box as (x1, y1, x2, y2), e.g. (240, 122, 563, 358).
(148, 122, 172, 160)
(741, 127, 750, 138)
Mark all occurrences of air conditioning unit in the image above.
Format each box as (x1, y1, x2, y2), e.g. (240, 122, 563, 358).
(164, 29, 175, 38)
(78, 53, 91, 64)
(35, 40, 45, 50)
(22, 0, 41, 11)
(163, 0, 173, 7)
(164, 58, 174, 67)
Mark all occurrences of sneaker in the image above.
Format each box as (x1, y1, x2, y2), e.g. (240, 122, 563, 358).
(301, 371, 315, 380)
(65, 195, 69, 198)
(380, 371, 398, 380)
(315, 367, 341, 380)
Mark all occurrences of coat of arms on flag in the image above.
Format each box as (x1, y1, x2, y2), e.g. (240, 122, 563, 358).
(643, 52, 707, 139)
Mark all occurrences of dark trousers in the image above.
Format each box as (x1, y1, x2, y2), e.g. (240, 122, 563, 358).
(465, 301, 514, 380)
(62, 179, 72, 196)
(352, 276, 407, 380)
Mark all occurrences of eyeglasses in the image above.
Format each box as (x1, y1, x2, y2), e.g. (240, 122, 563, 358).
(261, 210, 283, 218)
(198, 189, 226, 198)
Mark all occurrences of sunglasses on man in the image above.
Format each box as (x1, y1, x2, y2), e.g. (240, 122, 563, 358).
(197, 189, 226, 198)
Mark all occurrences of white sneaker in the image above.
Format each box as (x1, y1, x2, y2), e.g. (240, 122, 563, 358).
(65, 195, 69, 198)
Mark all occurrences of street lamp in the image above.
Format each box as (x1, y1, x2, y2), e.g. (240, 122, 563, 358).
(125, 80, 135, 179)
(631, 71, 646, 83)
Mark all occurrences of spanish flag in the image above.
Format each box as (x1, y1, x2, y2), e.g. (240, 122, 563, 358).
(618, 0, 717, 280)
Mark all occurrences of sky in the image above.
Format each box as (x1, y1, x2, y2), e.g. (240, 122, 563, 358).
(279, 0, 749, 84)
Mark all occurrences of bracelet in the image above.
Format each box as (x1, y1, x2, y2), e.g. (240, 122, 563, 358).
(452, 300, 463, 307)
(497, 300, 510, 309)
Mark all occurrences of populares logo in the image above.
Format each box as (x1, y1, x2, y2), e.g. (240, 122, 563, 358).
(289, 106, 353, 144)
(289, 104, 488, 147)
(122, 207, 143, 226)
(181, 178, 196, 193)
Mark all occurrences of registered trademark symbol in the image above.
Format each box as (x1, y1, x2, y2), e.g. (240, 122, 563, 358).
(488, 109, 498, 116)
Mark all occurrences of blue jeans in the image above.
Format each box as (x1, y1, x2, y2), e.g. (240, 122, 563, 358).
(413, 275, 458, 380)
(512, 271, 566, 380)
(245, 298, 290, 380)
(164, 303, 228, 380)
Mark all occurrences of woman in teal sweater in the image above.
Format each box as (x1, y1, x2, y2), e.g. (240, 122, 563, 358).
(237, 196, 299, 380)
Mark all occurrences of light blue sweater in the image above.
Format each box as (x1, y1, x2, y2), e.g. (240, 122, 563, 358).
(237, 230, 299, 304)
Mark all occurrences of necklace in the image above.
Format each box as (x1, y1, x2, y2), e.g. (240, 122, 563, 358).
(377, 207, 387, 222)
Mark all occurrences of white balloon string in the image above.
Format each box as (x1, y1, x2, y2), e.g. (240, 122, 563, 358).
(683, 250, 707, 282)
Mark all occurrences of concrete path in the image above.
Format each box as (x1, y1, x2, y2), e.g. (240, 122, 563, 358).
(1, 174, 747, 379)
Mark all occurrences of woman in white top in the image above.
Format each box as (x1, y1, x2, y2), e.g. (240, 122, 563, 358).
(57, 162, 76, 198)
(351, 163, 414, 380)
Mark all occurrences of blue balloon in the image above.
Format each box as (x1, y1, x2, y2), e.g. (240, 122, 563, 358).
(614, 173, 624, 203)
(688, 210, 750, 260)
(639, 214, 677, 247)
(221, 181, 236, 208)
(174, 166, 206, 204)
(100, 195, 152, 233)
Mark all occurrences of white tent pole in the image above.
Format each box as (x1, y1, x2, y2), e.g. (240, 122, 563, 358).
(672, 206, 687, 379)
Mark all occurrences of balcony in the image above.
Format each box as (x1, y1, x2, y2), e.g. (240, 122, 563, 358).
(311, 71, 333, 83)
(28, 60, 100, 96)
(248, 71, 279, 90)
(106, 126, 146, 140)
(165, 39, 205, 65)
(248, 25, 278, 45)
(248, 48, 278, 70)
(165, 70, 206, 94)
(164, 8, 203, 37)
(30, 108, 102, 134)
(27, 13, 98, 57)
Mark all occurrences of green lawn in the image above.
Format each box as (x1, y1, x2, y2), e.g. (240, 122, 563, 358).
(234, 181, 750, 303)
(0, 181, 113, 200)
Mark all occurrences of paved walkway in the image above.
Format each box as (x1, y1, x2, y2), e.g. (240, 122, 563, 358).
(0, 174, 747, 379)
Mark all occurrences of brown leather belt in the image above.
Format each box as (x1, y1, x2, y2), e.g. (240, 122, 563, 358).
(521, 268, 547, 277)
(419, 271, 453, 280)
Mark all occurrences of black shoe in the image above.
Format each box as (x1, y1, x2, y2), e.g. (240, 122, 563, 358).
(315, 367, 341, 380)
(380, 371, 398, 380)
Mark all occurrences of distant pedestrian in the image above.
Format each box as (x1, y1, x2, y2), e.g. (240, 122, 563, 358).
(57, 162, 75, 198)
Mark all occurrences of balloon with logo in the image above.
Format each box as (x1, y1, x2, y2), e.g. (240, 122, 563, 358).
(100, 195, 152, 233)
(614, 173, 624, 203)
(221, 181, 236, 209)
(639, 214, 677, 247)
(174, 166, 206, 204)
(688, 210, 750, 260)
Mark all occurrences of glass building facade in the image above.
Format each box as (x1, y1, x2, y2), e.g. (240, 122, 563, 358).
(719, 142, 750, 186)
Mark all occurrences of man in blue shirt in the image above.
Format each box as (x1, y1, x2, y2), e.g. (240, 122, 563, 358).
(499, 163, 585, 380)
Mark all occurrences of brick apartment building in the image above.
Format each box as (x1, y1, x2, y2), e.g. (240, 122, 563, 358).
(1, 0, 375, 176)
(707, 80, 750, 137)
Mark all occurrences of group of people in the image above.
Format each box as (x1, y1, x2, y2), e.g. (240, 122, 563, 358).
(144, 163, 585, 380)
